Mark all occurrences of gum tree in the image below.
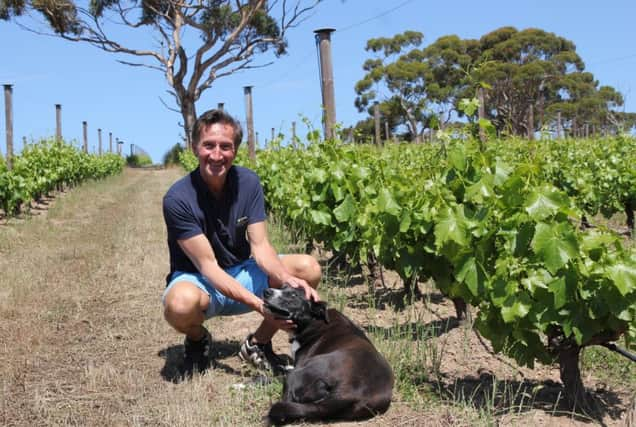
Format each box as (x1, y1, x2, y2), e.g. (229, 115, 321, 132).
(1, 0, 322, 147)
(354, 31, 429, 143)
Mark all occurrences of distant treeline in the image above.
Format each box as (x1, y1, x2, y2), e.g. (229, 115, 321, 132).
(349, 27, 636, 143)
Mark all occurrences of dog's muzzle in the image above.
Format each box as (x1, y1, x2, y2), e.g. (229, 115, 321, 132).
(263, 303, 292, 319)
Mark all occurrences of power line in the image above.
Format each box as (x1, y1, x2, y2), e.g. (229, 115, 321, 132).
(254, 0, 418, 89)
(338, 0, 417, 33)
(254, 51, 314, 89)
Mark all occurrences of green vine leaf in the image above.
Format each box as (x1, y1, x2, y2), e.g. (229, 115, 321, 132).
(524, 187, 564, 220)
(607, 262, 636, 296)
(434, 206, 469, 248)
(455, 254, 485, 297)
(333, 194, 356, 223)
(531, 222, 579, 274)
(501, 292, 532, 323)
(377, 188, 401, 217)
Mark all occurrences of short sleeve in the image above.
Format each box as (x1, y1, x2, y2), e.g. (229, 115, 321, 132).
(247, 175, 267, 225)
(163, 194, 203, 241)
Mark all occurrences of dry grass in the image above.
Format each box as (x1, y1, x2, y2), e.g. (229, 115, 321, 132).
(0, 167, 633, 427)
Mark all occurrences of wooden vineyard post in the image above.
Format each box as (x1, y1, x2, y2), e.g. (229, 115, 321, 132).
(55, 104, 62, 141)
(314, 28, 337, 140)
(291, 121, 298, 147)
(3, 84, 14, 170)
(98, 128, 103, 155)
(244, 86, 256, 162)
(82, 121, 88, 153)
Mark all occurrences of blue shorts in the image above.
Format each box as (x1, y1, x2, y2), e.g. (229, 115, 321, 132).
(162, 258, 269, 318)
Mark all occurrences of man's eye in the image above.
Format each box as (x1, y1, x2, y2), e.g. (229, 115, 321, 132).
(202, 143, 233, 151)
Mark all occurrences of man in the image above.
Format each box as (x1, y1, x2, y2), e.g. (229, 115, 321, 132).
(162, 109, 321, 376)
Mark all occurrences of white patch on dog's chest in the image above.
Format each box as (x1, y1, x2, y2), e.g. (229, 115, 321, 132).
(290, 338, 300, 361)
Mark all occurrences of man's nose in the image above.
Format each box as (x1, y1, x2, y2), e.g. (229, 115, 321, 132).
(209, 145, 224, 157)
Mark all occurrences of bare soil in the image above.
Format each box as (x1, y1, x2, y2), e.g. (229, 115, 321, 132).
(0, 167, 633, 426)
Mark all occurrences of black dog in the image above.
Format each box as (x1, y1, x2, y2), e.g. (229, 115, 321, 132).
(263, 285, 394, 425)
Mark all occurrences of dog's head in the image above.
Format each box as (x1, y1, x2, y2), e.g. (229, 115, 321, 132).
(263, 284, 328, 327)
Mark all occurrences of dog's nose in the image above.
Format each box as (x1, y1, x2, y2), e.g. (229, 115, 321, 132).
(263, 288, 273, 298)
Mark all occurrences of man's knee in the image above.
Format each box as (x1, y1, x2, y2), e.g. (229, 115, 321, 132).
(164, 282, 208, 325)
(296, 255, 322, 288)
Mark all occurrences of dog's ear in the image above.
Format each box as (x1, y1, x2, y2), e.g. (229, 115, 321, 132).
(311, 301, 329, 323)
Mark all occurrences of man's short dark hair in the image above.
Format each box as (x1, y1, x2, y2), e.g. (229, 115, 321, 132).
(191, 109, 243, 149)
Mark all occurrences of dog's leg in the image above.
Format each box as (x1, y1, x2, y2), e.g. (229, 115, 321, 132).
(267, 399, 357, 425)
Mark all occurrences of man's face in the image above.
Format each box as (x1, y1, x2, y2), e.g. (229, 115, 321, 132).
(194, 122, 237, 183)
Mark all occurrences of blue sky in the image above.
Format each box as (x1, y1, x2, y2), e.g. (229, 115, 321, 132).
(1, 0, 635, 163)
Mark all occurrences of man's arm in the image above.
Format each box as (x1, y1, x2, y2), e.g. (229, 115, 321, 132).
(247, 221, 319, 301)
(178, 234, 264, 313)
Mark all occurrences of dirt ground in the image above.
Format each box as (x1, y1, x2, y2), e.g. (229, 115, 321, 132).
(0, 167, 633, 426)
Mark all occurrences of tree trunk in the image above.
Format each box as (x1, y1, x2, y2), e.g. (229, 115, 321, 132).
(478, 87, 486, 144)
(538, 94, 545, 133)
(401, 272, 422, 300)
(548, 328, 623, 415)
(527, 104, 534, 140)
(451, 297, 469, 322)
(365, 250, 384, 292)
(558, 345, 594, 414)
(373, 102, 382, 146)
(401, 100, 421, 143)
(626, 200, 635, 237)
(580, 215, 593, 230)
(408, 117, 421, 143)
(182, 100, 197, 150)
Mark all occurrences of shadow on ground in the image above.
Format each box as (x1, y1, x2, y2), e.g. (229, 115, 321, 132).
(365, 316, 460, 342)
(158, 338, 243, 383)
(428, 372, 627, 426)
(157, 338, 293, 385)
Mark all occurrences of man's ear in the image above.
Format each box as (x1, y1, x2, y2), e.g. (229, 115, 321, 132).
(312, 301, 329, 323)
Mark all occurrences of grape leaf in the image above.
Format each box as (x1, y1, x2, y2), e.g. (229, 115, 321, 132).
(607, 262, 636, 296)
(434, 206, 469, 248)
(377, 188, 401, 217)
(333, 194, 355, 223)
(531, 222, 579, 274)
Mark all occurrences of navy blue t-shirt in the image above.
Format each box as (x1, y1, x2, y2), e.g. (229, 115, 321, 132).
(162, 165, 267, 285)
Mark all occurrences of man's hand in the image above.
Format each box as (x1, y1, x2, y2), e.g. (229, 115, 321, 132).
(282, 276, 321, 302)
(261, 303, 296, 331)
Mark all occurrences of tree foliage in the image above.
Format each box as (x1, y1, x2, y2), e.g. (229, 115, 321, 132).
(354, 31, 430, 142)
(472, 27, 587, 136)
(162, 141, 184, 166)
(354, 26, 632, 141)
(1, 0, 322, 146)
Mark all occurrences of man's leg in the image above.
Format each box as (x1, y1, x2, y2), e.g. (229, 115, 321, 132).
(164, 281, 214, 374)
(164, 281, 211, 340)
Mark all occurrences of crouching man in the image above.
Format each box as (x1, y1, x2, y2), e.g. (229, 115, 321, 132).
(161, 109, 321, 376)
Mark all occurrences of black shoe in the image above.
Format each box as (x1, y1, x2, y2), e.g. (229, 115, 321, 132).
(183, 327, 213, 375)
(238, 333, 291, 376)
